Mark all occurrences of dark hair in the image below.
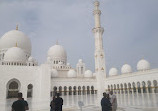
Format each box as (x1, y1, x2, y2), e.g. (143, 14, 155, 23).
(18, 92, 23, 98)
(103, 92, 106, 96)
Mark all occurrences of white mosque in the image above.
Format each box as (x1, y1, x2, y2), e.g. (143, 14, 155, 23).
(0, 1, 158, 111)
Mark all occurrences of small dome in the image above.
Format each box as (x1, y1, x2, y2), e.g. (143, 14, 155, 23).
(51, 69, 58, 77)
(84, 70, 93, 77)
(78, 59, 83, 63)
(0, 30, 31, 54)
(109, 68, 118, 76)
(121, 64, 132, 74)
(4, 47, 27, 62)
(28, 56, 36, 62)
(67, 69, 77, 77)
(137, 59, 150, 71)
(67, 63, 70, 66)
(48, 44, 67, 60)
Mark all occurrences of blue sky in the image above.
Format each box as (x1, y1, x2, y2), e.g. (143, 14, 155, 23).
(0, 0, 158, 74)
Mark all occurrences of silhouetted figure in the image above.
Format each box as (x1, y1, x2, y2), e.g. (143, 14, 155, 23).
(101, 92, 112, 111)
(12, 92, 25, 111)
(54, 93, 63, 111)
(22, 98, 29, 110)
(50, 96, 56, 111)
(109, 91, 117, 111)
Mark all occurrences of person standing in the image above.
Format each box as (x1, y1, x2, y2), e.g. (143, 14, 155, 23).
(109, 91, 117, 111)
(50, 96, 56, 111)
(101, 92, 112, 111)
(54, 93, 63, 111)
(12, 92, 25, 111)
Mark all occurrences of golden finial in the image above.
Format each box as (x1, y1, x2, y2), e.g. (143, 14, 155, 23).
(141, 55, 144, 60)
(101, 67, 104, 70)
(15, 42, 18, 47)
(16, 24, 18, 30)
(56, 40, 58, 45)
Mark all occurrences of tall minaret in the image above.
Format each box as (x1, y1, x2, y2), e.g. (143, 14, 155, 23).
(93, 1, 106, 107)
(92, 0, 106, 76)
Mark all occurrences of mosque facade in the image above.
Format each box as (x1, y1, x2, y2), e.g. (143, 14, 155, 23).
(0, 1, 158, 111)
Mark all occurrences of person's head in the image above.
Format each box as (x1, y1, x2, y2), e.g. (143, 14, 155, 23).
(106, 94, 110, 99)
(110, 91, 113, 95)
(57, 93, 60, 97)
(17, 92, 23, 99)
(103, 92, 106, 97)
(53, 96, 56, 99)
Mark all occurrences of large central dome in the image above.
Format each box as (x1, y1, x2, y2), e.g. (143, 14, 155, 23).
(0, 30, 32, 54)
(47, 44, 67, 60)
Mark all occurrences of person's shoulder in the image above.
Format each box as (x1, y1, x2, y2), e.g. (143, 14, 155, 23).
(24, 100, 28, 105)
(101, 97, 106, 101)
(13, 100, 20, 104)
(12, 100, 17, 106)
(59, 97, 63, 99)
(12, 100, 23, 106)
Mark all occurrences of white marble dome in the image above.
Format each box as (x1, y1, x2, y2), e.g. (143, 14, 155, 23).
(51, 69, 58, 77)
(48, 44, 67, 60)
(67, 69, 77, 77)
(28, 56, 36, 62)
(137, 59, 150, 71)
(0, 30, 31, 54)
(4, 47, 27, 62)
(121, 64, 132, 74)
(79, 59, 83, 63)
(109, 68, 118, 76)
(84, 70, 93, 77)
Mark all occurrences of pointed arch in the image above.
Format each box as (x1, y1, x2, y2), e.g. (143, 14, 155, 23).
(78, 86, 81, 95)
(27, 84, 33, 98)
(6, 78, 21, 99)
(64, 86, 67, 95)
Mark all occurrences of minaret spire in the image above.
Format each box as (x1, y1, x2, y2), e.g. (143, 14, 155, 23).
(93, 0, 101, 28)
(92, 1, 106, 75)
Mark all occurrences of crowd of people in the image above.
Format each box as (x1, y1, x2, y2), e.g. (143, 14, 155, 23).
(101, 91, 117, 111)
(11, 91, 116, 111)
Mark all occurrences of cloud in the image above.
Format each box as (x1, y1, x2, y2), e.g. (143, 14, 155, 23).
(0, 0, 158, 74)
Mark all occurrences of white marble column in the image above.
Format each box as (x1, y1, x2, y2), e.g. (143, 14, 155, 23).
(66, 92, 69, 106)
(21, 85, 27, 100)
(141, 87, 145, 106)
